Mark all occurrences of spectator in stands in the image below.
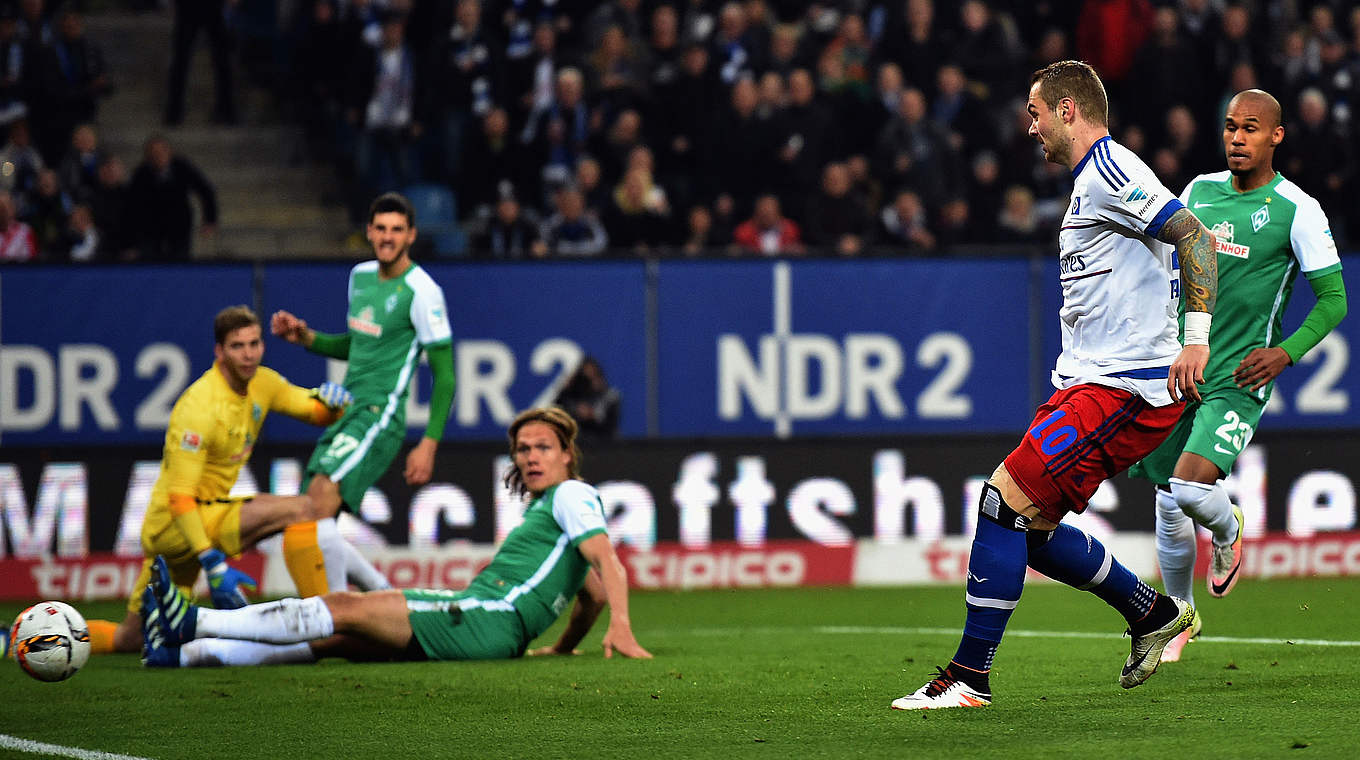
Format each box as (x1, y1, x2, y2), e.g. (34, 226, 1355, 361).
(554, 356, 621, 441)
(710, 77, 772, 216)
(603, 165, 670, 254)
(932, 63, 993, 156)
(677, 203, 717, 256)
(585, 24, 647, 118)
(127, 134, 218, 261)
(36, 8, 110, 161)
(997, 185, 1046, 246)
(472, 192, 547, 259)
(89, 155, 131, 254)
(651, 42, 717, 205)
(165, 0, 233, 125)
(0, 189, 36, 261)
(1210, 4, 1266, 99)
(952, 0, 1019, 102)
(874, 87, 961, 208)
(16, 0, 49, 47)
(875, 188, 935, 255)
(586, 0, 644, 54)
(766, 22, 807, 78)
(877, 0, 949, 99)
(508, 20, 559, 134)
(0, 3, 36, 126)
(867, 63, 905, 151)
(574, 155, 608, 215)
(774, 68, 831, 221)
(710, 1, 762, 85)
(459, 106, 529, 221)
(0, 118, 43, 196)
(1270, 27, 1313, 111)
(590, 107, 644, 188)
(1075, 0, 1153, 96)
(732, 193, 802, 256)
(291, 0, 349, 164)
(57, 123, 103, 204)
(523, 67, 590, 192)
(90, 155, 132, 259)
(1282, 88, 1352, 238)
(426, 0, 500, 182)
(52, 202, 98, 263)
(806, 161, 873, 256)
(966, 150, 1004, 243)
(21, 167, 68, 252)
(1128, 7, 1206, 142)
(346, 10, 421, 217)
(542, 185, 607, 256)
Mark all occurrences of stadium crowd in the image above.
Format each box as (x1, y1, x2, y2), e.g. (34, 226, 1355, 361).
(0, 0, 1358, 262)
(281, 0, 1360, 258)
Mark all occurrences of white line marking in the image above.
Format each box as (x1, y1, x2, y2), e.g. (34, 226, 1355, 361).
(0, 734, 154, 760)
(661, 626, 1360, 648)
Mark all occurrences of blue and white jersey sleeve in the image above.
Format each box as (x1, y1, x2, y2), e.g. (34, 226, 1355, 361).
(551, 480, 608, 546)
(406, 266, 453, 347)
(1082, 138, 1185, 239)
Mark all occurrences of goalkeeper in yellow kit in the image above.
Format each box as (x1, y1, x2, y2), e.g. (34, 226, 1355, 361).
(92, 305, 354, 653)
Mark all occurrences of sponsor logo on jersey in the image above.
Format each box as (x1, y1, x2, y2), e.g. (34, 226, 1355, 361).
(1059, 253, 1087, 274)
(1122, 185, 1148, 204)
(180, 431, 201, 452)
(1251, 205, 1270, 232)
(348, 305, 383, 337)
(1211, 220, 1249, 258)
(1193, 201, 1213, 208)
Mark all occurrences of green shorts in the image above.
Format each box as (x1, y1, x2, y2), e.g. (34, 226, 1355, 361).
(303, 404, 405, 513)
(402, 588, 528, 661)
(1129, 385, 1265, 485)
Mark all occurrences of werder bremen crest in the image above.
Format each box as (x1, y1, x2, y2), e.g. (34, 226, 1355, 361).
(1251, 204, 1270, 232)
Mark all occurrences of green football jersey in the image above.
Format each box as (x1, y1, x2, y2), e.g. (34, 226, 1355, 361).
(1180, 171, 1342, 397)
(465, 480, 608, 639)
(343, 261, 452, 419)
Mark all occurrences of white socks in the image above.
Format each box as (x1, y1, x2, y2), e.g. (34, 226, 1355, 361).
(1155, 488, 1196, 604)
(316, 518, 349, 593)
(1169, 477, 1240, 547)
(342, 541, 391, 591)
(181, 639, 316, 667)
(196, 597, 336, 644)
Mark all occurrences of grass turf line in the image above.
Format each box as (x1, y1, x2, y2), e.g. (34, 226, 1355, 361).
(0, 577, 1356, 760)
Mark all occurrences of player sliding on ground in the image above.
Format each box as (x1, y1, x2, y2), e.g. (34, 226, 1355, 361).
(1130, 88, 1347, 663)
(891, 61, 1218, 710)
(140, 407, 652, 666)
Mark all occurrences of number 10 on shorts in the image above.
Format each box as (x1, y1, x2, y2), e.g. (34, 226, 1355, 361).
(1029, 410, 1078, 456)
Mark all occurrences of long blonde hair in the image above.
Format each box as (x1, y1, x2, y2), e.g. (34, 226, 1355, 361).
(503, 406, 583, 498)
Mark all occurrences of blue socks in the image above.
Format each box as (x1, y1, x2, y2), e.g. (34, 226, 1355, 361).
(952, 487, 1028, 676)
(1027, 523, 1158, 625)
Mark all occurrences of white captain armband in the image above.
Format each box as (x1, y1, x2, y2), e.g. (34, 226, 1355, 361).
(1183, 312, 1212, 346)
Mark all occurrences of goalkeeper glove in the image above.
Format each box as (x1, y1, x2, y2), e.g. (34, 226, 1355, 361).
(199, 548, 257, 609)
(313, 381, 353, 411)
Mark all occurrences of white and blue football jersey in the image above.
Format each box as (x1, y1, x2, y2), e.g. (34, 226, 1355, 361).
(1054, 136, 1187, 406)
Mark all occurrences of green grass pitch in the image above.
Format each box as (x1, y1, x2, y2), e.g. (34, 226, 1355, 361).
(2, 577, 1358, 759)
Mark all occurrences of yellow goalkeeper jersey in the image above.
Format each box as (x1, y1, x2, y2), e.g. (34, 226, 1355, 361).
(141, 363, 318, 547)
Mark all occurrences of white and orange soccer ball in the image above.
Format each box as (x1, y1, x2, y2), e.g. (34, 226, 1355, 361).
(11, 601, 91, 682)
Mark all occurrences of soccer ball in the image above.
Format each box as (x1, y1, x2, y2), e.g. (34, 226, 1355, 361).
(11, 601, 91, 682)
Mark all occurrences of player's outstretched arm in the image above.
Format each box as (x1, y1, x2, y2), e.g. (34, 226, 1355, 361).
(577, 534, 653, 659)
(1158, 207, 1218, 402)
(528, 570, 607, 656)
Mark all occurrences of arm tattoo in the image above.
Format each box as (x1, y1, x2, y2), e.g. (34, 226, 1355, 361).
(1157, 207, 1217, 314)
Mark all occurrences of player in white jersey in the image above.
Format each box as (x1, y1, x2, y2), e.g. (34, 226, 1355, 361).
(139, 407, 651, 667)
(892, 61, 1219, 710)
(1131, 89, 1348, 662)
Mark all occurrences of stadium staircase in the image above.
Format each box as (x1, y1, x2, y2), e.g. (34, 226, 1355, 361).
(86, 10, 357, 259)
